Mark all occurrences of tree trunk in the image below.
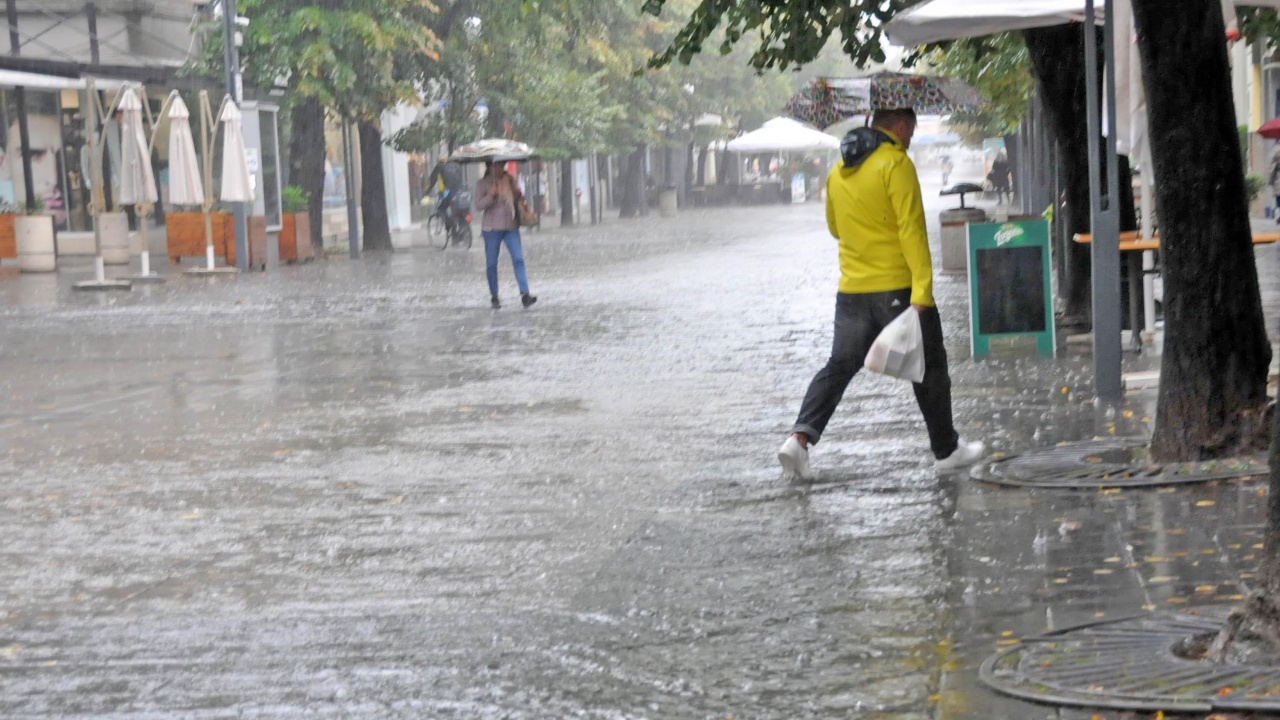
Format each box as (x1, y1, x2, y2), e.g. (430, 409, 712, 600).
(1025, 25, 1097, 323)
(560, 159, 574, 226)
(619, 145, 646, 218)
(1132, 0, 1270, 462)
(357, 121, 393, 252)
(289, 97, 326, 251)
(684, 140, 696, 203)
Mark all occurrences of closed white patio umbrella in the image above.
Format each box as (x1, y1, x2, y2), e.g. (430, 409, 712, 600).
(219, 100, 253, 203)
(117, 86, 164, 282)
(166, 93, 203, 207)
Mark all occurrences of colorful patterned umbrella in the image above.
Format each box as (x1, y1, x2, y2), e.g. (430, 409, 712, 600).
(785, 72, 987, 129)
(451, 138, 537, 163)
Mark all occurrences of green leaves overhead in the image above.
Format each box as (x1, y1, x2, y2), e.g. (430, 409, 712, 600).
(234, 0, 440, 121)
(643, 0, 922, 72)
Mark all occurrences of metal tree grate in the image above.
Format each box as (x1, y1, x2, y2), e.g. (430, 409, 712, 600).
(969, 438, 1268, 489)
(980, 606, 1280, 713)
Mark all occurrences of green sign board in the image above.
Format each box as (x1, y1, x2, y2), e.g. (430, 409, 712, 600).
(966, 219, 1056, 358)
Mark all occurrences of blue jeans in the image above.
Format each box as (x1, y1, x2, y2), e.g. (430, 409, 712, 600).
(482, 229, 530, 297)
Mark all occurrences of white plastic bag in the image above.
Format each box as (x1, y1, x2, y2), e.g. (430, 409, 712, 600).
(864, 308, 925, 383)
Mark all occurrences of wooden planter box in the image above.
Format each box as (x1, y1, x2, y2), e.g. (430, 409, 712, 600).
(246, 215, 268, 270)
(0, 213, 15, 259)
(278, 212, 314, 263)
(167, 211, 231, 263)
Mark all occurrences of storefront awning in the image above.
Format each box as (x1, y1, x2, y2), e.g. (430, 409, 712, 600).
(0, 69, 127, 90)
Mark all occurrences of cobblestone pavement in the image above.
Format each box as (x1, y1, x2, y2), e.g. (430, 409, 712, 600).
(2, 188, 1279, 719)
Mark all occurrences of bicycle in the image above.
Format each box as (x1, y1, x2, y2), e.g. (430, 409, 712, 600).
(425, 193, 473, 250)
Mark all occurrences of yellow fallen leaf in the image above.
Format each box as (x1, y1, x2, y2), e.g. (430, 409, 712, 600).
(1195, 585, 1218, 594)
(1094, 569, 1114, 575)
(1001, 630, 1014, 637)
(182, 512, 202, 520)
(458, 406, 473, 413)
(1145, 556, 1166, 563)
(1123, 410, 1134, 418)
(1104, 556, 1121, 563)
(1167, 596, 1188, 604)
(1196, 500, 1216, 507)
(1149, 575, 1178, 583)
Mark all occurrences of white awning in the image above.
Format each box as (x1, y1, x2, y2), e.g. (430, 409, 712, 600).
(0, 69, 127, 91)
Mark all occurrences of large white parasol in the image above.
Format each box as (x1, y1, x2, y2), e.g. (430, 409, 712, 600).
(726, 117, 840, 153)
(116, 87, 157, 206)
(166, 94, 203, 206)
(219, 100, 253, 203)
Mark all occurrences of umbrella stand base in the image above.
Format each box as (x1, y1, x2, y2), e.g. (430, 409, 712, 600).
(185, 267, 239, 276)
(73, 279, 133, 291)
(122, 273, 166, 284)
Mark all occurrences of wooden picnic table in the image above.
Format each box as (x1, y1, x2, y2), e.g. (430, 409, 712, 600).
(1070, 230, 1280, 349)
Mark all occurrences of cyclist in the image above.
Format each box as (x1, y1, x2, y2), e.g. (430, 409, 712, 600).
(426, 156, 465, 230)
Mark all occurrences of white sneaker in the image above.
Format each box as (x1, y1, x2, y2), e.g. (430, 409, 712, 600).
(935, 437, 985, 472)
(778, 436, 814, 482)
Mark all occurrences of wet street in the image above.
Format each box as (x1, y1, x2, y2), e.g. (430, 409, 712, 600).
(2, 187, 1279, 719)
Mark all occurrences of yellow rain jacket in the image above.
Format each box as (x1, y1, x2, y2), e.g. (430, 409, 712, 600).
(824, 129, 934, 307)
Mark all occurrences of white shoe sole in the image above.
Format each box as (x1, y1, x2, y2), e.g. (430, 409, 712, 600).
(778, 449, 799, 480)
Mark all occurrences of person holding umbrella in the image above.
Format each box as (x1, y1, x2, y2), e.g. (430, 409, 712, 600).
(776, 106, 984, 481)
(474, 160, 536, 309)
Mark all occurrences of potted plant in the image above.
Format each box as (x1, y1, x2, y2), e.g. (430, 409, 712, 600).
(166, 205, 232, 264)
(278, 185, 313, 263)
(15, 198, 55, 272)
(0, 199, 18, 260)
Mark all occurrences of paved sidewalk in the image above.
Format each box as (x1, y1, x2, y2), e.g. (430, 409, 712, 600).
(1, 193, 1278, 718)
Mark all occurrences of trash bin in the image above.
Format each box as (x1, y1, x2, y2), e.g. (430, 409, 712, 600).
(938, 183, 987, 274)
(940, 207, 987, 274)
(658, 186, 677, 217)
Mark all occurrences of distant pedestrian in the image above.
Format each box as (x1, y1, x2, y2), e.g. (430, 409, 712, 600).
(776, 108, 984, 482)
(989, 151, 1012, 205)
(1269, 147, 1280, 224)
(474, 161, 536, 310)
(940, 154, 954, 186)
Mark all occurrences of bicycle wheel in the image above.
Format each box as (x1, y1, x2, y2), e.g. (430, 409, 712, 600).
(453, 224, 473, 250)
(427, 214, 447, 249)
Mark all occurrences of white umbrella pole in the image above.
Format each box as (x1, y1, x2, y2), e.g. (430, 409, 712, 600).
(73, 77, 130, 291)
(186, 91, 236, 275)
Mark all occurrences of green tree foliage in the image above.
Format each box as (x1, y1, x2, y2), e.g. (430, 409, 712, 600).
(233, 0, 440, 123)
(929, 34, 1034, 146)
(641, 0, 920, 71)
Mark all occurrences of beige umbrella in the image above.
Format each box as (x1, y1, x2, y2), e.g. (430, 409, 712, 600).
(166, 93, 203, 206)
(117, 87, 164, 281)
(219, 100, 253, 203)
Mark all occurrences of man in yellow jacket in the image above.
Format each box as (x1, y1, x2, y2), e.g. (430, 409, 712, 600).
(777, 108, 984, 481)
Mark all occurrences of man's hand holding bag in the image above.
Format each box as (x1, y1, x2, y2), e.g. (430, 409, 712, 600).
(864, 308, 926, 383)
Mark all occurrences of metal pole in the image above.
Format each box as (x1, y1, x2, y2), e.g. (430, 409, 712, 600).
(343, 121, 360, 259)
(222, 0, 248, 270)
(1085, 0, 1124, 402)
(85, 2, 99, 65)
(7, 0, 33, 212)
